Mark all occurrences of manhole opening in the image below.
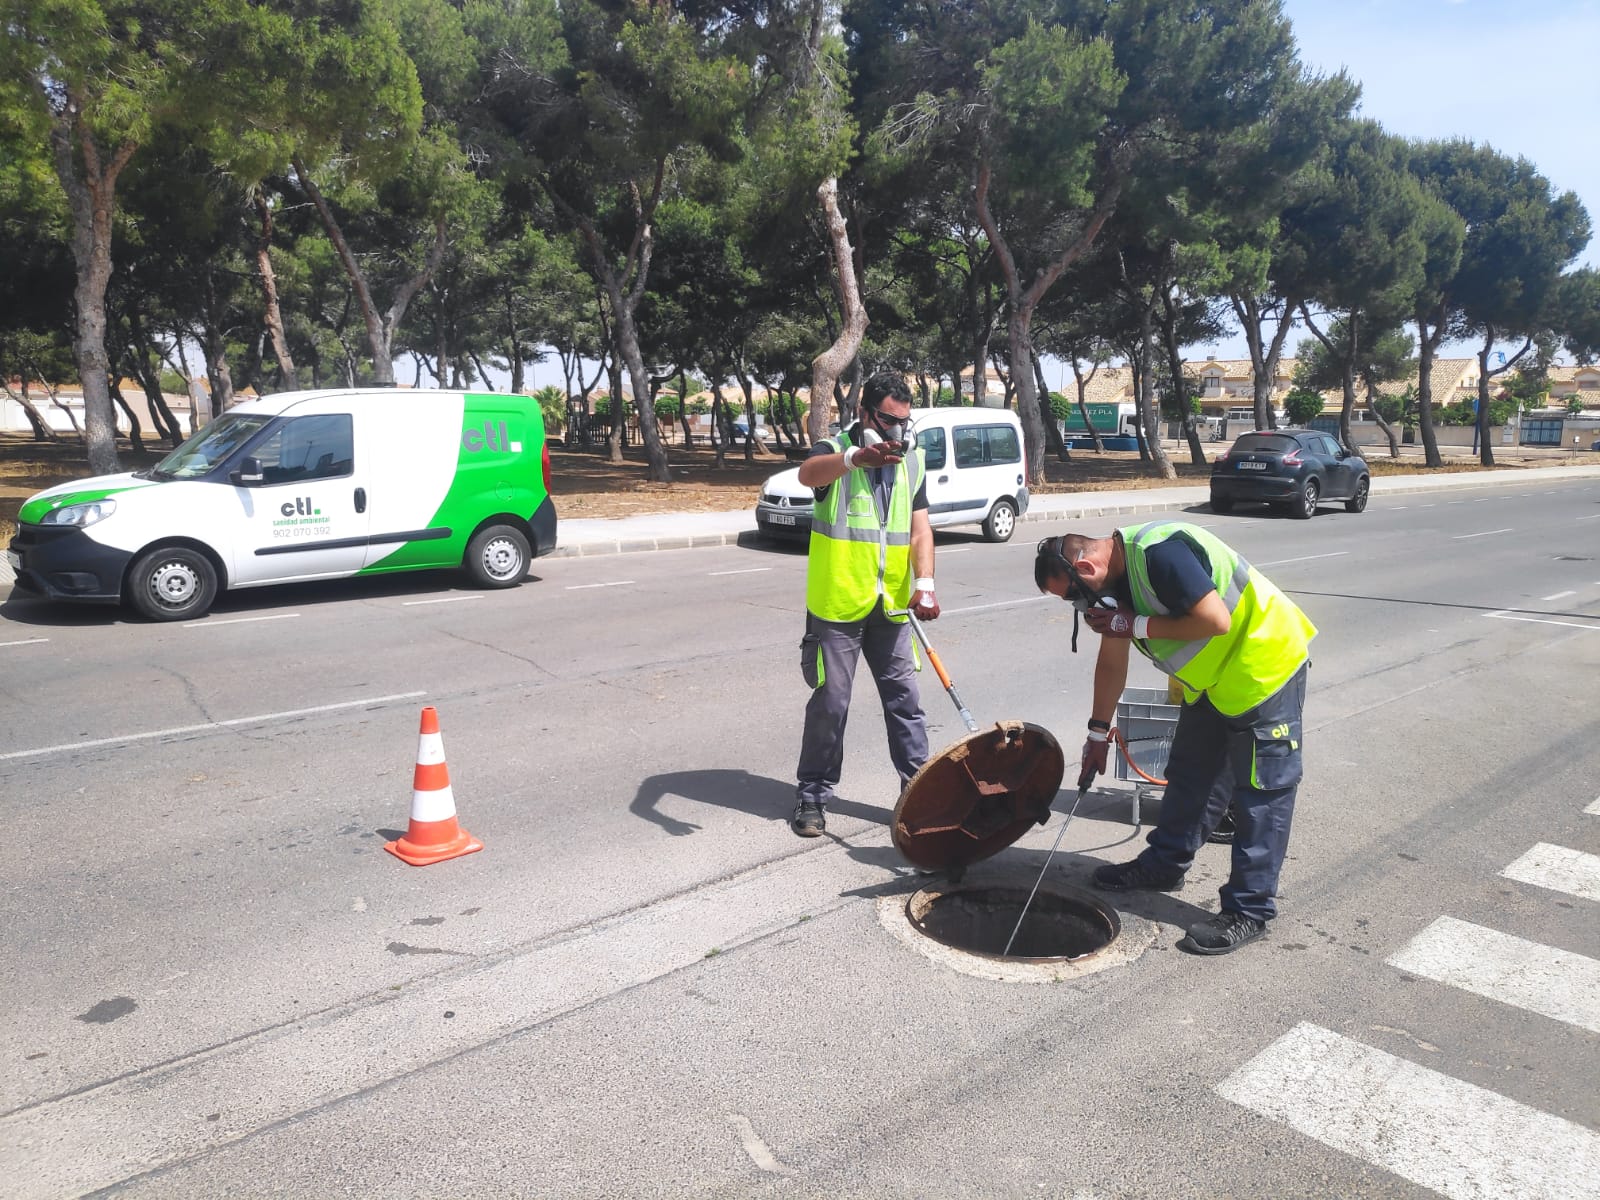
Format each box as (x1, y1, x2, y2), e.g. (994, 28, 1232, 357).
(906, 883, 1120, 963)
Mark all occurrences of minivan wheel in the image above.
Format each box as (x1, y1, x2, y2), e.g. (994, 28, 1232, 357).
(127, 545, 219, 621)
(983, 498, 1018, 543)
(1345, 476, 1370, 513)
(1210, 493, 1234, 514)
(465, 524, 530, 588)
(1293, 478, 1320, 520)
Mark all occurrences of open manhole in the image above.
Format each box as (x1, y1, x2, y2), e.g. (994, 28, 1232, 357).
(907, 880, 1119, 963)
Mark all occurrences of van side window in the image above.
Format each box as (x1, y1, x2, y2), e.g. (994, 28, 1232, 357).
(953, 424, 1020, 468)
(252, 414, 354, 484)
(986, 426, 1021, 464)
(955, 427, 985, 468)
(917, 426, 946, 470)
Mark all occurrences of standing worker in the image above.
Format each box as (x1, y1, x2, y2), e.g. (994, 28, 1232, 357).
(792, 372, 939, 838)
(1034, 525, 1316, 954)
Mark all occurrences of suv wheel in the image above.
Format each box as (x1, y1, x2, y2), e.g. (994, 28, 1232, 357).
(1345, 476, 1370, 513)
(1293, 478, 1320, 520)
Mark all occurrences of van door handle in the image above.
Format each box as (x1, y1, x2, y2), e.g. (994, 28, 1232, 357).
(938, 474, 949, 483)
(354, 487, 366, 514)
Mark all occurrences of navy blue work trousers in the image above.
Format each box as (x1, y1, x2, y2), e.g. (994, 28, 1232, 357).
(1135, 664, 1308, 923)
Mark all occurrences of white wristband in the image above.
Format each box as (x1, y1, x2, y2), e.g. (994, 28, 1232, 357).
(914, 577, 935, 593)
(1087, 728, 1109, 743)
(1133, 615, 1151, 639)
(842, 447, 859, 469)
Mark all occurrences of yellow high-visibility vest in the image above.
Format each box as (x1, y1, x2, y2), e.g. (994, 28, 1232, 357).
(806, 431, 925, 622)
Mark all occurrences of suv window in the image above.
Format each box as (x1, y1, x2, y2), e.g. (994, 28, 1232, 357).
(1233, 433, 1297, 454)
(252, 414, 354, 484)
(917, 426, 947, 470)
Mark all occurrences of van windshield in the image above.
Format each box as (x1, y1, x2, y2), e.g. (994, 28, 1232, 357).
(150, 413, 274, 480)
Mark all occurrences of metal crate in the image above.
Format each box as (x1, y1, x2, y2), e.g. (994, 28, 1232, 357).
(1114, 686, 1179, 820)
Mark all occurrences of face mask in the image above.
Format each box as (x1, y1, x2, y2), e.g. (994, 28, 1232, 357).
(862, 406, 908, 445)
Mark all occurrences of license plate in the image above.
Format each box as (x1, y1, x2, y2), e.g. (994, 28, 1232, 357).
(767, 512, 796, 526)
(4, 549, 18, 570)
(1238, 461, 1268, 471)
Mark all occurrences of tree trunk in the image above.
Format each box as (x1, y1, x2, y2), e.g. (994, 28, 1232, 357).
(109, 379, 144, 452)
(1415, 301, 1446, 468)
(49, 109, 131, 475)
(252, 189, 298, 389)
(1032, 349, 1068, 461)
(809, 177, 869, 442)
(1366, 383, 1400, 458)
(1069, 360, 1106, 453)
(4, 382, 58, 441)
(1473, 328, 1530, 468)
(604, 357, 625, 464)
(1160, 280, 1207, 467)
(1138, 316, 1176, 480)
(1232, 293, 1296, 431)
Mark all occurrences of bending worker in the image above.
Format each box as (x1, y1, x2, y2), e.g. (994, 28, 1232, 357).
(1034, 524, 1316, 954)
(792, 372, 939, 838)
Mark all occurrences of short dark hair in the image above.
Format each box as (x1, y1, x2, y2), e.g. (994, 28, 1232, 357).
(1033, 533, 1095, 593)
(861, 371, 912, 411)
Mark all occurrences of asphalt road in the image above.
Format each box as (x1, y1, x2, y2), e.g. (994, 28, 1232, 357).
(2, 478, 1598, 1199)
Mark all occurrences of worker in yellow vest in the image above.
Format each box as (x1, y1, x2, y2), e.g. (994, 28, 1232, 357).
(1034, 524, 1316, 954)
(793, 372, 939, 838)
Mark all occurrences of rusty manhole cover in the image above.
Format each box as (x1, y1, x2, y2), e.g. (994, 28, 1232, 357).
(907, 880, 1119, 963)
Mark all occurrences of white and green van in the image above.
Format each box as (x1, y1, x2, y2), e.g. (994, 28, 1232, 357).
(6, 389, 557, 621)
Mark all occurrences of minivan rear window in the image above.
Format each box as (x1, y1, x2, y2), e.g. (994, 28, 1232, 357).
(1232, 434, 1297, 454)
(954, 425, 1021, 468)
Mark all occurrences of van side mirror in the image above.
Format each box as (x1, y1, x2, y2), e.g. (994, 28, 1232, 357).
(231, 456, 264, 485)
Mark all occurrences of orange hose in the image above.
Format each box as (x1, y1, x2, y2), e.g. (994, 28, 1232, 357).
(1112, 727, 1168, 787)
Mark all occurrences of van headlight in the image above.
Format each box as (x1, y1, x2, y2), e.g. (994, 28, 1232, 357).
(41, 499, 117, 528)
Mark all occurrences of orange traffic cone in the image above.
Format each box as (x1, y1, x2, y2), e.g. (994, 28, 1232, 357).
(384, 706, 483, 866)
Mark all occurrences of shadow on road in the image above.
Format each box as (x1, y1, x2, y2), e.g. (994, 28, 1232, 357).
(629, 768, 892, 837)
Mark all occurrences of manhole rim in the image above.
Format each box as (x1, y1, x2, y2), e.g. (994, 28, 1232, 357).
(905, 880, 1122, 965)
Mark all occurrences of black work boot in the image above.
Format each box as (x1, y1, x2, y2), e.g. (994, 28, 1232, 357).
(1091, 859, 1184, 892)
(1180, 910, 1267, 955)
(790, 800, 826, 838)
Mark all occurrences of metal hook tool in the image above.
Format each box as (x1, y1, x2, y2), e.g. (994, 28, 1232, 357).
(898, 609, 979, 733)
(1001, 765, 1094, 957)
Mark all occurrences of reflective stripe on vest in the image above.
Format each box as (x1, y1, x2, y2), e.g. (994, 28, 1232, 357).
(1121, 521, 1316, 715)
(806, 432, 925, 622)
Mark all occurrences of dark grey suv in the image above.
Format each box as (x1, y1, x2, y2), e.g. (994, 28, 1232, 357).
(1210, 430, 1370, 518)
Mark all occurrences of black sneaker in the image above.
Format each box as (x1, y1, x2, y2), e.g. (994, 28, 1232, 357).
(790, 801, 826, 838)
(1091, 859, 1184, 892)
(1180, 910, 1267, 955)
(1206, 809, 1237, 845)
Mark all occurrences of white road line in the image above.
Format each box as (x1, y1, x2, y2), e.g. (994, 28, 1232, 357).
(1576, 513, 1600, 521)
(0, 691, 427, 763)
(1420, 504, 1436, 508)
(1254, 551, 1349, 568)
(1390, 506, 1408, 510)
(939, 547, 974, 554)
(1542, 590, 1577, 602)
(948, 595, 1050, 616)
(565, 580, 634, 590)
(183, 613, 300, 628)
(1585, 797, 1600, 816)
(1474, 497, 1491, 502)
(0, 637, 48, 649)
(708, 567, 772, 576)
(1501, 842, 1600, 903)
(1387, 916, 1600, 1034)
(402, 595, 483, 605)
(1452, 528, 1513, 539)
(1216, 1023, 1600, 1200)
(1483, 610, 1600, 632)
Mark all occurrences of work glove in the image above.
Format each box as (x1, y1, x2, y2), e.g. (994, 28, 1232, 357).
(911, 578, 940, 620)
(846, 440, 903, 469)
(1084, 606, 1141, 638)
(1080, 733, 1110, 779)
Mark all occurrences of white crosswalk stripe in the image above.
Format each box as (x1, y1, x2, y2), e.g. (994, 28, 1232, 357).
(1501, 842, 1600, 903)
(1217, 1022, 1600, 1200)
(1386, 916, 1600, 1034)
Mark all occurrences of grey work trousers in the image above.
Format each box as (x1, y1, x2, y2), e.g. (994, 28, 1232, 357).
(795, 601, 927, 807)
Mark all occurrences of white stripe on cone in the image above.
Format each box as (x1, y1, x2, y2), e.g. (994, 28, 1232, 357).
(416, 732, 446, 765)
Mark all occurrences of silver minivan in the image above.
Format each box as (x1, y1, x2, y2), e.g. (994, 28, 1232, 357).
(754, 406, 1029, 543)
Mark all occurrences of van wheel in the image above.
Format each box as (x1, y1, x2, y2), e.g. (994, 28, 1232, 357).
(127, 546, 219, 621)
(983, 498, 1018, 543)
(465, 524, 530, 588)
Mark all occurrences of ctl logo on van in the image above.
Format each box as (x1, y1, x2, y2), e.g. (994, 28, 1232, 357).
(461, 420, 521, 453)
(281, 497, 321, 517)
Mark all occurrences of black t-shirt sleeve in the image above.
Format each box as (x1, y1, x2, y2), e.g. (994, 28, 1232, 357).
(807, 440, 837, 501)
(912, 475, 928, 512)
(1141, 536, 1217, 614)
